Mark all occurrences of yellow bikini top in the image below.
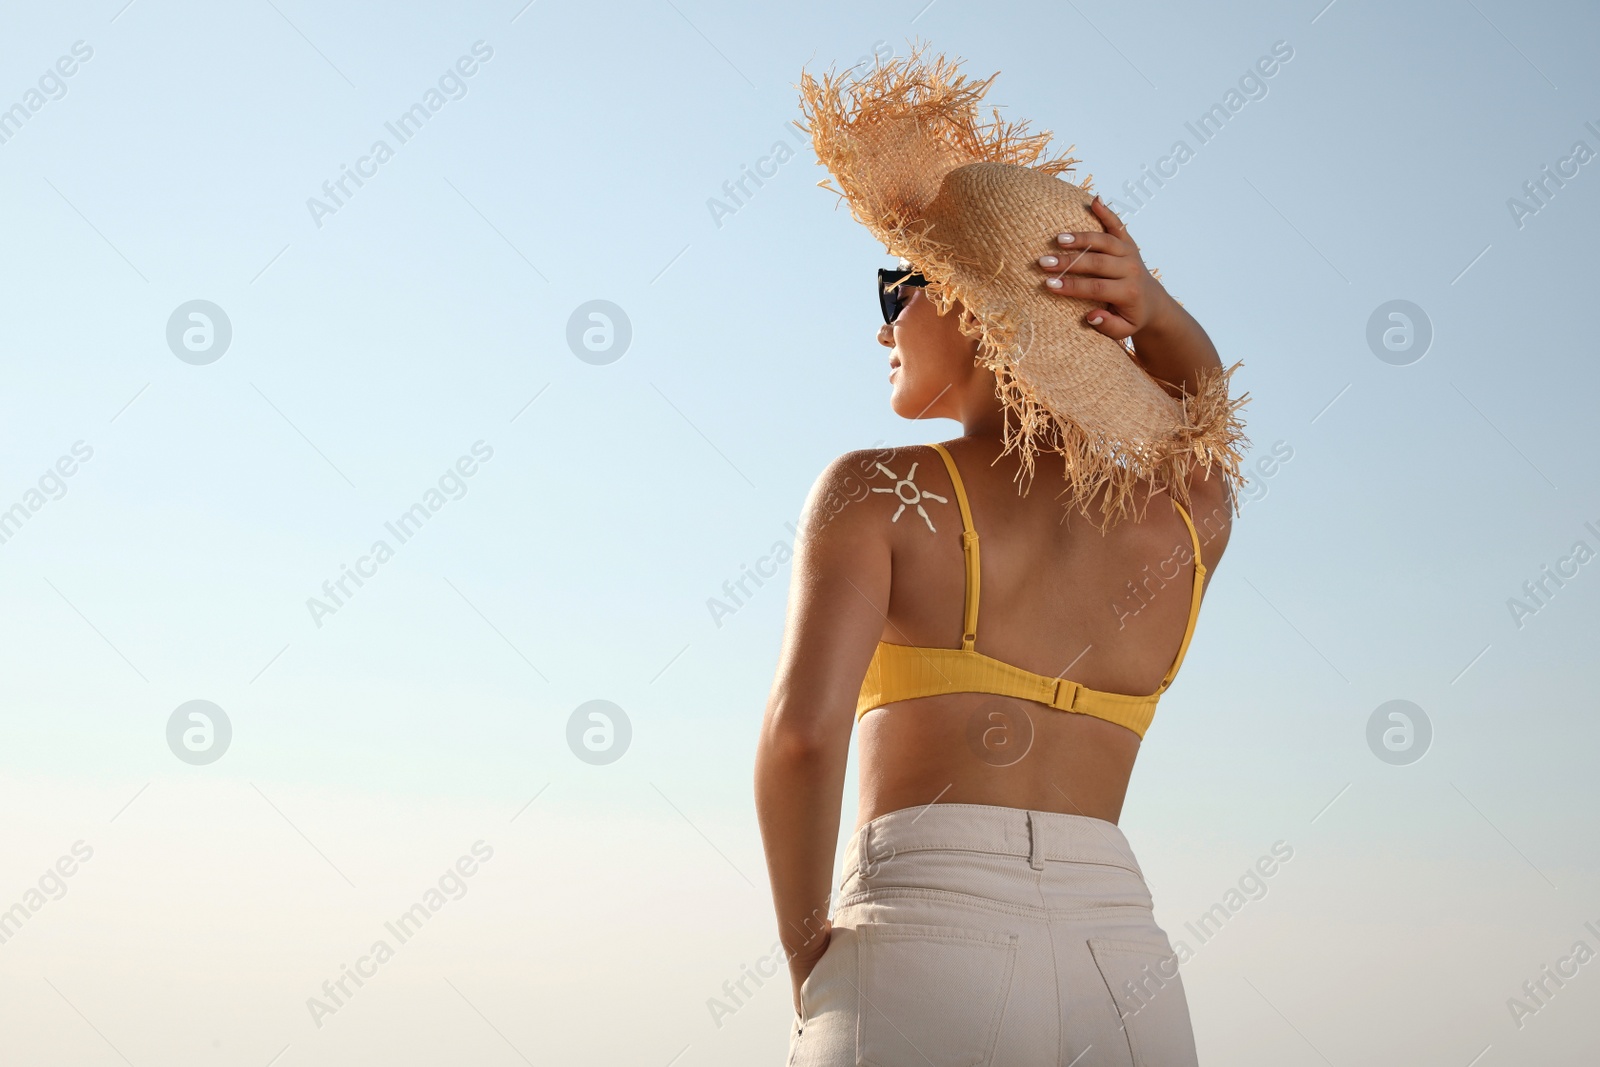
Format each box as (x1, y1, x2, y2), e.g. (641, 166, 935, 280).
(856, 442, 1206, 739)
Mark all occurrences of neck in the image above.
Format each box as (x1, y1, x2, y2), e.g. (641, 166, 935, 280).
(955, 372, 1008, 441)
(960, 407, 1007, 441)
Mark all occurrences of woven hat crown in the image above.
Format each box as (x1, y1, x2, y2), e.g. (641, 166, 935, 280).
(923, 161, 1185, 445)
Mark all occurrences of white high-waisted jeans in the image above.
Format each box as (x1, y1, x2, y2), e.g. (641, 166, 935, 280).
(786, 804, 1198, 1067)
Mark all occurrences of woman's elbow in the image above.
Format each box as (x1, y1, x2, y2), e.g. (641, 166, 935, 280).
(758, 704, 846, 766)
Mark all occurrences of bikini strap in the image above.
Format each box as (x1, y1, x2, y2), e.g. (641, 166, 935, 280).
(1157, 498, 1208, 692)
(927, 442, 980, 651)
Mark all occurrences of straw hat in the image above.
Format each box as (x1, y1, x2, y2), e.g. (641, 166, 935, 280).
(797, 43, 1249, 527)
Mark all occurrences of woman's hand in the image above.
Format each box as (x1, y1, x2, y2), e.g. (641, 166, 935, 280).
(1034, 195, 1178, 341)
(786, 919, 833, 1016)
(1033, 194, 1225, 404)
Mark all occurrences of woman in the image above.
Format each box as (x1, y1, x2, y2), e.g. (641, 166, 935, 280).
(756, 48, 1246, 1067)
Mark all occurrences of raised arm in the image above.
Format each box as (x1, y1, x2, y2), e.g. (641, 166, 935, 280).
(1034, 196, 1240, 521)
(1035, 195, 1224, 400)
(754, 450, 892, 1014)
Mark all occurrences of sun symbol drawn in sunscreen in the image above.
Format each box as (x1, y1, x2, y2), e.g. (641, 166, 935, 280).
(872, 462, 947, 531)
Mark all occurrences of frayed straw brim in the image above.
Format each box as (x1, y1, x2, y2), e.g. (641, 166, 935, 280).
(796, 42, 1250, 529)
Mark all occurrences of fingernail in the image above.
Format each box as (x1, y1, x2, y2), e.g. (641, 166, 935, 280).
(1046, 277, 1063, 289)
(1089, 313, 1103, 324)
(1039, 255, 1059, 267)
(1057, 233, 1075, 245)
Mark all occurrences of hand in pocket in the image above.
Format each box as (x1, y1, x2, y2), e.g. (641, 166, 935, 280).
(788, 919, 834, 1017)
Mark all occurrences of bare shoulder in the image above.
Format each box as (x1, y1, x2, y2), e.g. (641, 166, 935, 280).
(798, 443, 946, 548)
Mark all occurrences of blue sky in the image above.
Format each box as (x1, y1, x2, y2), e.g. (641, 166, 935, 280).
(1, 0, 1597, 1063)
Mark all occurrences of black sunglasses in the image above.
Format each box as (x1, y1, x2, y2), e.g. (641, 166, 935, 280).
(878, 267, 928, 325)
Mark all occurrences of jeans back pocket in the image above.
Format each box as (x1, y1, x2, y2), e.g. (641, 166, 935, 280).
(857, 922, 1018, 1067)
(1086, 937, 1198, 1067)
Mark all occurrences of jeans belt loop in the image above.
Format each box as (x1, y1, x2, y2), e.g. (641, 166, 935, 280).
(1027, 810, 1045, 871)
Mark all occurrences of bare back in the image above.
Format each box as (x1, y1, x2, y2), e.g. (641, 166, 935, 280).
(855, 435, 1232, 826)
